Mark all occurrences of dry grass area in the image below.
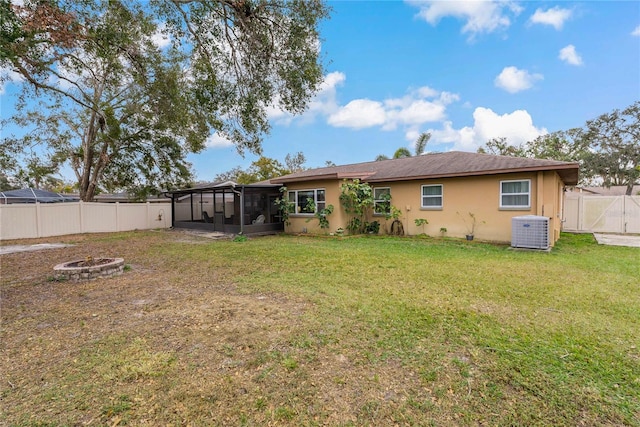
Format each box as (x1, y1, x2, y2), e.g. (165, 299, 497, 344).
(1, 230, 638, 426)
(1, 231, 426, 426)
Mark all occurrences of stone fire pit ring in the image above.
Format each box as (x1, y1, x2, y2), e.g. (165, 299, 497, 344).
(53, 258, 125, 282)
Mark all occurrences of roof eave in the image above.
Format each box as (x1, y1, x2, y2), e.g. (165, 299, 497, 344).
(363, 164, 579, 185)
(270, 171, 375, 184)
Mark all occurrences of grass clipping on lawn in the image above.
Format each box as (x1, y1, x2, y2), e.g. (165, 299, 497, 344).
(1, 231, 639, 426)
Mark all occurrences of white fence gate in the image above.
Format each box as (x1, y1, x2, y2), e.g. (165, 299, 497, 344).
(563, 195, 640, 234)
(0, 201, 172, 240)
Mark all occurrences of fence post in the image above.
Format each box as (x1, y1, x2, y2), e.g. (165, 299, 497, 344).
(116, 202, 120, 232)
(578, 194, 584, 231)
(35, 202, 42, 238)
(79, 201, 84, 233)
(623, 196, 627, 234)
(147, 202, 151, 229)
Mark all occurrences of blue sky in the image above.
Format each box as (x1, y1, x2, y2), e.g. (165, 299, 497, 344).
(2, 1, 640, 183)
(193, 0, 640, 181)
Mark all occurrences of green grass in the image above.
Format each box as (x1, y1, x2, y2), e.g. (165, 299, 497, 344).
(2, 231, 638, 426)
(159, 232, 640, 425)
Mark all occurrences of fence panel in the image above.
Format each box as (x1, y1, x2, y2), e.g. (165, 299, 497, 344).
(562, 195, 639, 234)
(0, 204, 39, 239)
(82, 203, 118, 233)
(0, 202, 172, 240)
(39, 202, 82, 237)
(625, 197, 640, 233)
(563, 196, 579, 231)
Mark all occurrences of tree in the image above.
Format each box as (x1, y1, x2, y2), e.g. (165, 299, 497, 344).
(1, 0, 330, 200)
(393, 147, 411, 159)
(339, 179, 373, 234)
(214, 152, 306, 184)
(414, 132, 431, 156)
(375, 132, 431, 160)
(284, 151, 307, 173)
(477, 103, 640, 194)
(14, 155, 62, 190)
(477, 137, 526, 157)
(523, 129, 587, 162)
(580, 102, 640, 195)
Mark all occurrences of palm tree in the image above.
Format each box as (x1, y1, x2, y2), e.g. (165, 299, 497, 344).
(414, 132, 431, 156)
(375, 132, 432, 161)
(393, 147, 411, 158)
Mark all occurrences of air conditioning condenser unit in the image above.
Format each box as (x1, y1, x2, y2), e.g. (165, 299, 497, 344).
(511, 215, 549, 250)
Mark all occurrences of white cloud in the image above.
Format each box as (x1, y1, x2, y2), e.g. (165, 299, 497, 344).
(430, 120, 477, 151)
(383, 100, 446, 130)
(558, 44, 583, 66)
(268, 71, 345, 125)
(428, 107, 547, 151)
(205, 133, 234, 149)
(0, 67, 24, 95)
(631, 25, 640, 36)
(529, 7, 572, 30)
(327, 99, 387, 129)
(327, 85, 454, 131)
(409, 0, 522, 39)
(151, 23, 171, 49)
(308, 71, 345, 116)
(494, 66, 543, 93)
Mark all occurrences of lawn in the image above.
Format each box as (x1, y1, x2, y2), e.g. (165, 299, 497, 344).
(1, 231, 638, 426)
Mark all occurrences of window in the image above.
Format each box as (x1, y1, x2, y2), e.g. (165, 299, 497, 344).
(421, 185, 443, 209)
(500, 180, 530, 208)
(288, 189, 325, 214)
(373, 187, 391, 215)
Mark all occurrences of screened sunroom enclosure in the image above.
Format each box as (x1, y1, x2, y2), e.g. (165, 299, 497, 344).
(167, 182, 284, 235)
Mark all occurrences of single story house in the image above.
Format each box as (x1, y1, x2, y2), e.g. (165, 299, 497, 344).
(269, 151, 579, 246)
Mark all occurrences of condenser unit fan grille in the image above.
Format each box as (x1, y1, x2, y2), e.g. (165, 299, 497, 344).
(511, 215, 549, 249)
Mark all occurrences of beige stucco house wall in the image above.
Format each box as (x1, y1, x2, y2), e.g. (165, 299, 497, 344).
(272, 152, 578, 246)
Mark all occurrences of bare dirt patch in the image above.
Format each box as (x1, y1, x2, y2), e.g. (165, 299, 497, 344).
(0, 231, 427, 425)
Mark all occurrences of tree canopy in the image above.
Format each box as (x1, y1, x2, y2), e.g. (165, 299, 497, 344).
(477, 102, 640, 195)
(213, 151, 306, 184)
(375, 132, 431, 161)
(1, 0, 330, 200)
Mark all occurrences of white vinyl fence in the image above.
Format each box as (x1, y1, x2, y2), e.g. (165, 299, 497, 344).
(563, 195, 640, 234)
(0, 202, 172, 240)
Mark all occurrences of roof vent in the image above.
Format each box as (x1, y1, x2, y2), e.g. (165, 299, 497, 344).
(511, 215, 549, 250)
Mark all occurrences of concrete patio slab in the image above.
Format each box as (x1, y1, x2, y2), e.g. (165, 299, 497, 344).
(593, 233, 640, 248)
(0, 243, 74, 255)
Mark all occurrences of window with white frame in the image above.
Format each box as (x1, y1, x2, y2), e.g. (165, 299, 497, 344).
(373, 187, 391, 215)
(288, 189, 326, 214)
(421, 184, 443, 209)
(500, 179, 530, 208)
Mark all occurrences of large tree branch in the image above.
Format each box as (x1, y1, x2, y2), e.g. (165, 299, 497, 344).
(11, 61, 96, 112)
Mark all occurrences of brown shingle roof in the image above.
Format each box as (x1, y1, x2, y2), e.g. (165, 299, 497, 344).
(270, 151, 579, 186)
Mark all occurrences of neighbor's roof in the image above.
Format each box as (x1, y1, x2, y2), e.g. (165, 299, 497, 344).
(269, 151, 579, 186)
(0, 188, 79, 204)
(571, 185, 640, 196)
